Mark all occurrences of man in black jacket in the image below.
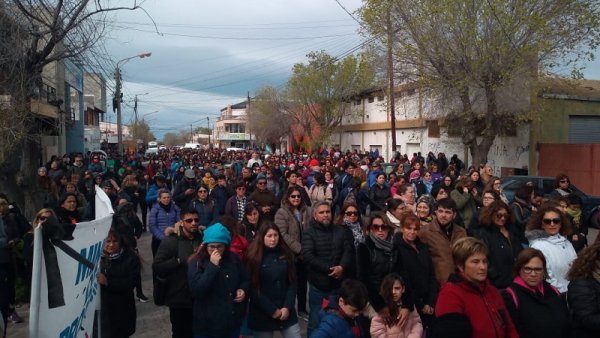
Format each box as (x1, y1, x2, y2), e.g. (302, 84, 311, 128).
(302, 201, 354, 336)
(172, 169, 198, 209)
(153, 208, 203, 338)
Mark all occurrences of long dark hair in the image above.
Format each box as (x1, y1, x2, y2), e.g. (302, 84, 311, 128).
(379, 273, 404, 326)
(282, 186, 305, 209)
(246, 222, 296, 293)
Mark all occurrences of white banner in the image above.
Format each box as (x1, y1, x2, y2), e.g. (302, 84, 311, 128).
(29, 186, 113, 338)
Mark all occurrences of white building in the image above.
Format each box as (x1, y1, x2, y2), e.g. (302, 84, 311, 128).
(214, 100, 255, 149)
(333, 86, 530, 175)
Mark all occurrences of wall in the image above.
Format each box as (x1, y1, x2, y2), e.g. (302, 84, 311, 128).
(538, 143, 600, 195)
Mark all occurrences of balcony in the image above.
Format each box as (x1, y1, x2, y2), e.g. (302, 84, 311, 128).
(217, 114, 247, 122)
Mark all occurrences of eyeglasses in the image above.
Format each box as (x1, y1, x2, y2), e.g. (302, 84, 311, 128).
(207, 244, 225, 250)
(495, 213, 508, 220)
(559, 179, 569, 183)
(543, 218, 561, 225)
(522, 267, 544, 275)
(289, 195, 301, 199)
(371, 224, 389, 231)
(183, 218, 199, 223)
(345, 211, 358, 217)
(38, 216, 48, 221)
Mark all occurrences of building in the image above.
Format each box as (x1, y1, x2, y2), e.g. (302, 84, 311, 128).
(213, 99, 255, 149)
(83, 72, 108, 153)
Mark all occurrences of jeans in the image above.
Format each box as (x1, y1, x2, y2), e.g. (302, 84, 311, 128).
(254, 323, 302, 338)
(307, 284, 334, 337)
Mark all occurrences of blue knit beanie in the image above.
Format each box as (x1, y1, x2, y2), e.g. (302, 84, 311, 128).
(203, 223, 231, 246)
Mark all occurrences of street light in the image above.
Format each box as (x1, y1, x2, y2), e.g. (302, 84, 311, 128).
(115, 52, 152, 157)
(141, 110, 159, 122)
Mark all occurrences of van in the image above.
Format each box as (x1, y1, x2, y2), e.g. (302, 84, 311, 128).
(183, 143, 201, 149)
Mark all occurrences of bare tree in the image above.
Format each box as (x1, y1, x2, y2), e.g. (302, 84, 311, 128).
(247, 86, 292, 150)
(0, 0, 144, 214)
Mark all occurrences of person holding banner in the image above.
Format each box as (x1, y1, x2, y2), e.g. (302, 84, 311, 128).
(188, 223, 250, 338)
(97, 228, 139, 338)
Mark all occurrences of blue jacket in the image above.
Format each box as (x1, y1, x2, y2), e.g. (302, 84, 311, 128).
(145, 183, 161, 204)
(190, 198, 218, 228)
(149, 203, 180, 241)
(310, 296, 369, 338)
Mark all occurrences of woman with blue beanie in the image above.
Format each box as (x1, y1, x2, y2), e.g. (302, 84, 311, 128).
(188, 223, 251, 338)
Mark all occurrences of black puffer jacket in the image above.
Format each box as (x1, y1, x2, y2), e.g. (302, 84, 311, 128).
(471, 225, 522, 289)
(153, 232, 202, 308)
(302, 219, 354, 291)
(357, 235, 414, 312)
(368, 184, 391, 212)
(568, 277, 600, 338)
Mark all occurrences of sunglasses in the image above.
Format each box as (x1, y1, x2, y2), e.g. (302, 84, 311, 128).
(543, 218, 561, 225)
(183, 218, 199, 223)
(207, 244, 225, 250)
(38, 216, 48, 221)
(289, 195, 301, 199)
(559, 180, 569, 183)
(345, 211, 358, 216)
(371, 224, 389, 231)
(495, 213, 508, 219)
(257, 182, 267, 185)
(198, 190, 208, 193)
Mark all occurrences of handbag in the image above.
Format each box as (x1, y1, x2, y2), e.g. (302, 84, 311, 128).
(153, 275, 169, 306)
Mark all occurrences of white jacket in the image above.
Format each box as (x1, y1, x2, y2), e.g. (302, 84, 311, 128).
(526, 230, 577, 293)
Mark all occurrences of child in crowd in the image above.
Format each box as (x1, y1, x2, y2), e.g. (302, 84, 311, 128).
(310, 279, 369, 338)
(370, 273, 423, 338)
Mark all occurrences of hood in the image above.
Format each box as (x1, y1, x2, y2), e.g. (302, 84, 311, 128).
(525, 229, 568, 244)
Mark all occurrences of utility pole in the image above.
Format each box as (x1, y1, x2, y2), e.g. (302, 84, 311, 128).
(115, 66, 123, 157)
(190, 124, 193, 143)
(133, 95, 139, 123)
(207, 117, 210, 147)
(387, 8, 397, 157)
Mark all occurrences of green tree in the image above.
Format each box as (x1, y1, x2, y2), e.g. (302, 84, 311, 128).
(286, 51, 376, 150)
(247, 86, 292, 149)
(359, 0, 600, 166)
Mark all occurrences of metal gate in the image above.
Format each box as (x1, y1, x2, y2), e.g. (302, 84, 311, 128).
(569, 116, 600, 144)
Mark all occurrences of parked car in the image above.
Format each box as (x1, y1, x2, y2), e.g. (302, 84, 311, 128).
(501, 176, 600, 228)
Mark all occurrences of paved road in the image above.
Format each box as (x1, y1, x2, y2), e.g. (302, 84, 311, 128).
(7, 228, 599, 337)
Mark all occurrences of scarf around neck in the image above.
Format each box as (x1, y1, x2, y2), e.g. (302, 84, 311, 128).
(345, 220, 365, 246)
(566, 207, 582, 226)
(369, 232, 393, 253)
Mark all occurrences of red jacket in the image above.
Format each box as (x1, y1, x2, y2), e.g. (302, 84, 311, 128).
(436, 273, 518, 338)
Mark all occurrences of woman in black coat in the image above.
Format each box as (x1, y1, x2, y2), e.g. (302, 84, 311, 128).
(368, 173, 391, 212)
(98, 228, 139, 338)
(356, 212, 414, 323)
(472, 200, 522, 289)
(395, 213, 438, 331)
(246, 222, 300, 337)
(567, 242, 600, 338)
(502, 248, 570, 338)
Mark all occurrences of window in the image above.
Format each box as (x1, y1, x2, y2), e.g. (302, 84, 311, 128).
(428, 120, 440, 138)
(368, 97, 375, 103)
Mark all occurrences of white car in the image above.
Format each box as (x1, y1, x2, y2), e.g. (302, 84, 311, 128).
(183, 143, 201, 149)
(226, 147, 245, 152)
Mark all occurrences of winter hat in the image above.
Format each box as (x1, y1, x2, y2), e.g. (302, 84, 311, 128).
(409, 170, 421, 182)
(184, 169, 196, 179)
(309, 159, 319, 167)
(203, 223, 231, 246)
(417, 194, 436, 211)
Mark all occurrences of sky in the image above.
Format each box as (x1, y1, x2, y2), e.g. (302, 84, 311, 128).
(102, 0, 365, 139)
(101, 0, 600, 140)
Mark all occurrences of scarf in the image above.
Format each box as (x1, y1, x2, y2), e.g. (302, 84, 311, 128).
(566, 207, 582, 226)
(593, 261, 600, 284)
(345, 220, 365, 246)
(158, 201, 172, 212)
(369, 232, 393, 253)
(103, 248, 124, 261)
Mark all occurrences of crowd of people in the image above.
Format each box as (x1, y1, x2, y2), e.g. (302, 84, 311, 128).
(1, 147, 600, 338)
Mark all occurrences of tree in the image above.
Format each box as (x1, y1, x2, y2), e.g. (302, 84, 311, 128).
(247, 86, 292, 149)
(286, 51, 376, 150)
(359, 0, 600, 167)
(162, 132, 188, 147)
(0, 1, 143, 215)
(129, 120, 155, 145)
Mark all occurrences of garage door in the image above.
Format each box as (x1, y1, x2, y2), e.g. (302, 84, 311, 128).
(569, 116, 600, 144)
